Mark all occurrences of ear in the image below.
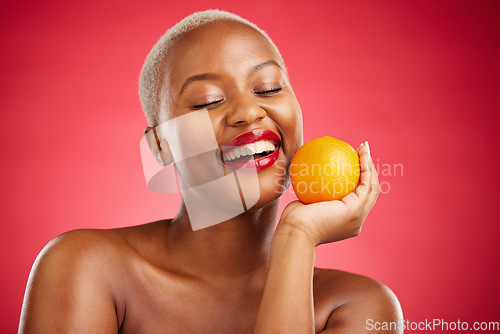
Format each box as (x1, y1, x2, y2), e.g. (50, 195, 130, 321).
(144, 126, 173, 166)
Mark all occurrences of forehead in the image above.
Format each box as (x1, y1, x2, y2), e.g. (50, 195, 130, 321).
(163, 21, 283, 91)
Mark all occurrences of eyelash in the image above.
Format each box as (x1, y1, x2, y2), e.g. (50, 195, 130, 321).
(192, 88, 282, 109)
(193, 100, 223, 109)
(255, 87, 282, 95)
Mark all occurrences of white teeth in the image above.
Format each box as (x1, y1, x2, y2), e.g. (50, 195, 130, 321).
(236, 147, 244, 159)
(224, 140, 278, 161)
(255, 141, 263, 153)
(248, 144, 257, 155)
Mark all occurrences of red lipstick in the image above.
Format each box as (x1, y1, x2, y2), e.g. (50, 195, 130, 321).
(219, 129, 281, 172)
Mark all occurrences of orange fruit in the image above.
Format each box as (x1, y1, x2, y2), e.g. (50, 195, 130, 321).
(290, 136, 360, 204)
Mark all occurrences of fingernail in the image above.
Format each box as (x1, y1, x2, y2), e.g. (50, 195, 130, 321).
(364, 141, 370, 155)
(357, 142, 364, 153)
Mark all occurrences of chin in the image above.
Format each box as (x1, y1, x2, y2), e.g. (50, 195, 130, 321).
(252, 161, 291, 209)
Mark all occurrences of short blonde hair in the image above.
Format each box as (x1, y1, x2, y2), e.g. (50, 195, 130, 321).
(138, 9, 286, 127)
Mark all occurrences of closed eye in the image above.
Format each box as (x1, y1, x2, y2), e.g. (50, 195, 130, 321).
(254, 87, 282, 95)
(192, 99, 223, 109)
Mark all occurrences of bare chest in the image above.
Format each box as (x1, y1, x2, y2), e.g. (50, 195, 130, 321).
(114, 260, 333, 333)
(117, 269, 262, 333)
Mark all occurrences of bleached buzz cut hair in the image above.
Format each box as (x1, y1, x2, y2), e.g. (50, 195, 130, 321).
(139, 9, 286, 127)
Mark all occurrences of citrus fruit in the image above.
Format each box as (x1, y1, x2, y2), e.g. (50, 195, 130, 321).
(290, 136, 360, 204)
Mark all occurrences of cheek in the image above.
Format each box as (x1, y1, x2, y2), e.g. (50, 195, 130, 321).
(274, 98, 303, 153)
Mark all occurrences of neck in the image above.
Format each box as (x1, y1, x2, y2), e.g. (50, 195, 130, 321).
(165, 199, 280, 282)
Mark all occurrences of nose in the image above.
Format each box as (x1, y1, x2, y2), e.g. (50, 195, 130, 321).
(226, 95, 267, 127)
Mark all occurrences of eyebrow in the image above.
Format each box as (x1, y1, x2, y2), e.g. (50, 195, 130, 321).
(179, 73, 220, 96)
(179, 60, 283, 96)
(250, 60, 282, 74)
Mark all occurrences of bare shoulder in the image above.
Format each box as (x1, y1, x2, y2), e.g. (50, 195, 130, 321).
(313, 267, 403, 334)
(19, 226, 151, 333)
(39, 228, 126, 259)
(25, 220, 169, 279)
(27, 228, 130, 283)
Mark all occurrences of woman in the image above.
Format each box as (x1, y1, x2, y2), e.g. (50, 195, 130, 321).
(19, 10, 402, 333)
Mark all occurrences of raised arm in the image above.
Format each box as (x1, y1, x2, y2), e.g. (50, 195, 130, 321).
(253, 142, 402, 333)
(19, 230, 120, 334)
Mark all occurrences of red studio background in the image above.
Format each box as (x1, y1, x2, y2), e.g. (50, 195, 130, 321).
(1, 0, 499, 332)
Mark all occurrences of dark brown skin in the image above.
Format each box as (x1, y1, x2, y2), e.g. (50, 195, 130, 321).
(19, 21, 403, 333)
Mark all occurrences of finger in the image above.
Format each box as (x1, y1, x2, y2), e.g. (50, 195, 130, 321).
(358, 141, 369, 156)
(341, 150, 371, 214)
(284, 200, 304, 213)
(356, 142, 363, 154)
(355, 141, 371, 197)
(358, 141, 373, 191)
(280, 200, 304, 222)
(354, 146, 372, 204)
(364, 142, 378, 192)
(340, 191, 361, 210)
(363, 143, 381, 216)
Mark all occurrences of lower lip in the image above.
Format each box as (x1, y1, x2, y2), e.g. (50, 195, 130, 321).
(221, 146, 281, 172)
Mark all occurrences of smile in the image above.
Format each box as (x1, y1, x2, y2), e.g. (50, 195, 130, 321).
(218, 129, 281, 172)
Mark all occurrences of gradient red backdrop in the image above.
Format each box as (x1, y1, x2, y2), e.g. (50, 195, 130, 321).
(2, 0, 499, 333)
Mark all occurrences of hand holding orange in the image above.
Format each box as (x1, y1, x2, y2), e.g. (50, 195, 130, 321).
(290, 136, 361, 204)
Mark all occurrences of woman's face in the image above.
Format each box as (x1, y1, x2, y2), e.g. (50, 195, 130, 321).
(159, 20, 303, 207)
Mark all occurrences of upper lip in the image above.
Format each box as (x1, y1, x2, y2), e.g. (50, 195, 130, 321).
(223, 129, 281, 148)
